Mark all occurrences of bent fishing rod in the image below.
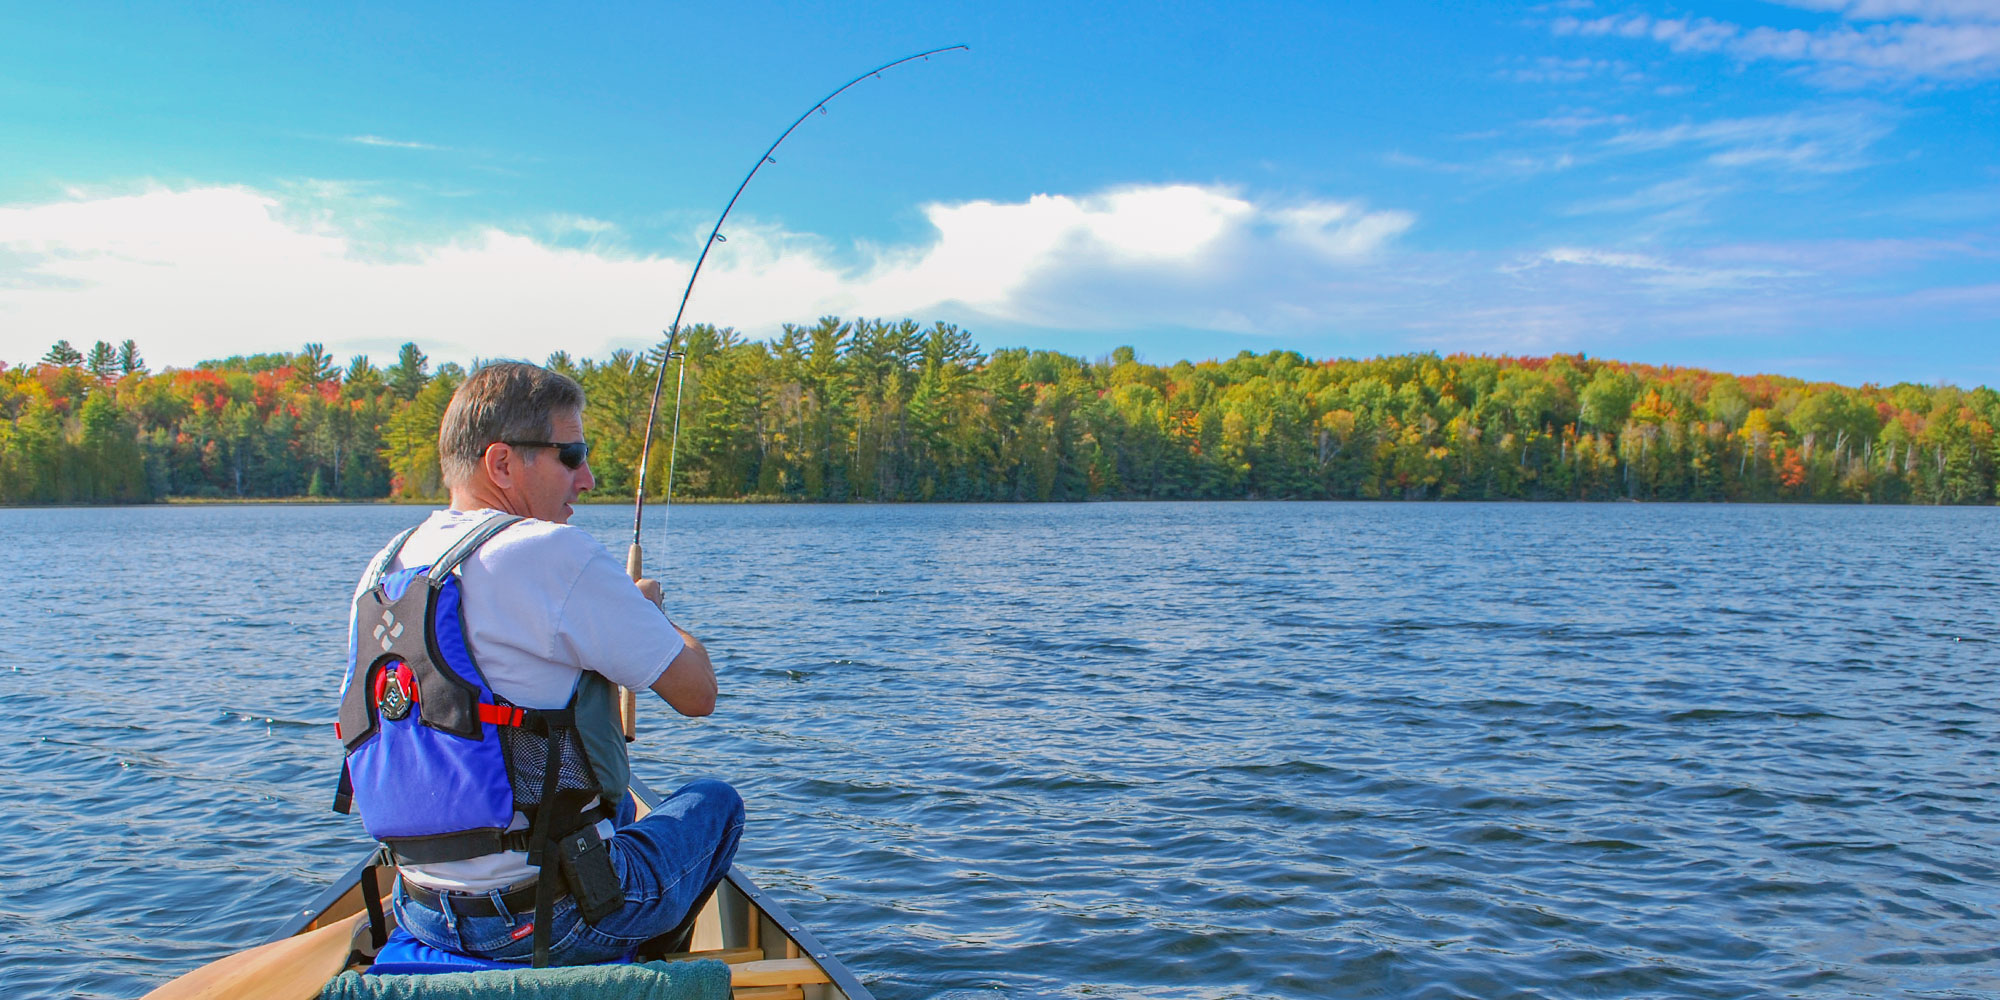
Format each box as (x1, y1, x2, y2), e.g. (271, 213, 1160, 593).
(617, 44, 968, 739)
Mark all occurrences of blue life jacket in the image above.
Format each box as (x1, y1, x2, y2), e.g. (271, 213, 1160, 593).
(332, 513, 610, 966)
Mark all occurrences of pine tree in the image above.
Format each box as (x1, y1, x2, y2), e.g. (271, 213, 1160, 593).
(117, 340, 147, 376)
(344, 355, 380, 390)
(85, 341, 119, 380)
(42, 340, 84, 367)
(388, 342, 430, 400)
(295, 342, 337, 385)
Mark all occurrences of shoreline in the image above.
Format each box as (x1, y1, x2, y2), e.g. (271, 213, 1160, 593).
(3, 495, 1995, 509)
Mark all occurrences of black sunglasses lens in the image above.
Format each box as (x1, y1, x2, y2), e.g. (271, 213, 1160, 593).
(558, 442, 590, 469)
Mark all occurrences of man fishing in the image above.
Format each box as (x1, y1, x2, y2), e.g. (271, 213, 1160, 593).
(334, 360, 742, 966)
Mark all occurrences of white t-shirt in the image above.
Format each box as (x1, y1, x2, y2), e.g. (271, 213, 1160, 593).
(345, 508, 685, 892)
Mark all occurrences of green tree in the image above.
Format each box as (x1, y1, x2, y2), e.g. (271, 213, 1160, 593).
(43, 340, 84, 367)
(84, 341, 119, 381)
(383, 376, 452, 498)
(295, 342, 337, 386)
(344, 355, 383, 397)
(389, 342, 430, 401)
(117, 340, 147, 376)
(78, 392, 148, 501)
(1579, 368, 1639, 433)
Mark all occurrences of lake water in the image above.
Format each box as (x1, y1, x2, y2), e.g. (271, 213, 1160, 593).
(2, 501, 1997, 999)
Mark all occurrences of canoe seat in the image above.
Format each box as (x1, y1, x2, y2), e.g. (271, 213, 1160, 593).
(367, 928, 632, 975)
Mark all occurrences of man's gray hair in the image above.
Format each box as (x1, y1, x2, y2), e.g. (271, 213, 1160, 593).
(438, 361, 586, 487)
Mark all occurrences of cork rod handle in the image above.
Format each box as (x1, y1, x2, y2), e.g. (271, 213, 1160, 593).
(619, 541, 643, 742)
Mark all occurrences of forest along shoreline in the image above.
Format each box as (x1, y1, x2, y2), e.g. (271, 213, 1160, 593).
(7, 318, 1996, 506)
(6, 496, 1990, 508)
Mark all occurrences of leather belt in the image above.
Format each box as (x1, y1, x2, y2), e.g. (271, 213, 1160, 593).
(398, 877, 549, 918)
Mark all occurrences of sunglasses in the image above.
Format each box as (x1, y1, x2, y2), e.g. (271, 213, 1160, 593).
(493, 440, 591, 470)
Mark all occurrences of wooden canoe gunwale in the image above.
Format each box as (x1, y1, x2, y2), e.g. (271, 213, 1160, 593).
(261, 774, 874, 1000)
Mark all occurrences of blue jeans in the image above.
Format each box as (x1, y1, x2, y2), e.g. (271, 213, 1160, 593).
(392, 778, 745, 965)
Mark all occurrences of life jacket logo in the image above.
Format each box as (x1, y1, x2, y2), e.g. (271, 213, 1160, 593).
(373, 609, 405, 652)
(378, 664, 414, 721)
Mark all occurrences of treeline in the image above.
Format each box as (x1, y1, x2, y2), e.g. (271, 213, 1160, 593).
(4, 320, 1997, 505)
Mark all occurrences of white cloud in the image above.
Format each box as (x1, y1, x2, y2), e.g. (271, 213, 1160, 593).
(0, 183, 1413, 367)
(1384, 151, 1474, 174)
(1413, 234, 1994, 361)
(1527, 246, 1804, 291)
(1540, 247, 1676, 270)
(1525, 112, 1635, 132)
(1272, 201, 1416, 260)
(1384, 148, 1581, 180)
(348, 135, 445, 150)
(1398, 105, 1881, 220)
(548, 214, 619, 235)
(1567, 175, 1734, 219)
(859, 185, 1261, 316)
(1500, 55, 1644, 83)
(1552, 4, 2000, 85)
(1776, 0, 2000, 22)
(1605, 108, 1893, 172)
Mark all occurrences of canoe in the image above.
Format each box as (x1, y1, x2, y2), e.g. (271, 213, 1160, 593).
(143, 774, 874, 1000)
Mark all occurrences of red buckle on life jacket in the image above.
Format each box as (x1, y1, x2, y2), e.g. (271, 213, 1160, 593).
(477, 703, 526, 728)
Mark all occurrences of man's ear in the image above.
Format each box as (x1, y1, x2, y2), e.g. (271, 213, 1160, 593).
(483, 442, 518, 488)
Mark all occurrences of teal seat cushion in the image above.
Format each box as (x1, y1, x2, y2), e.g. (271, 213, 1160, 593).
(322, 957, 730, 1000)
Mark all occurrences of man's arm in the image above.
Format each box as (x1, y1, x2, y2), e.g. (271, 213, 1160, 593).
(652, 626, 716, 717)
(636, 577, 717, 717)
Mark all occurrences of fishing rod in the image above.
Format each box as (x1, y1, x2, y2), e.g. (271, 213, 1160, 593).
(618, 44, 969, 739)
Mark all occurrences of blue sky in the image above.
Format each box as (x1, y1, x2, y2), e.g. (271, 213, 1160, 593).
(1, 1, 1995, 385)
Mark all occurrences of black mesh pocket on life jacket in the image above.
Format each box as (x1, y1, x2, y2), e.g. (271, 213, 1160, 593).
(498, 722, 600, 809)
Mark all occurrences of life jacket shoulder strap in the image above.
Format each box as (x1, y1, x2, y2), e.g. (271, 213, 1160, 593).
(365, 524, 422, 590)
(364, 512, 523, 591)
(425, 513, 525, 583)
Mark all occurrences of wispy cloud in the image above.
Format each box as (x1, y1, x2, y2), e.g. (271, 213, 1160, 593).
(1774, 1, 2000, 24)
(1524, 245, 1805, 291)
(1389, 236, 1995, 372)
(1499, 55, 1645, 83)
(1384, 147, 1580, 180)
(1393, 103, 1881, 202)
(1567, 176, 1735, 219)
(1384, 150, 1474, 174)
(548, 214, 619, 235)
(1524, 111, 1635, 132)
(1605, 107, 1894, 172)
(1552, 3, 2000, 86)
(346, 134, 446, 150)
(1548, 105, 1895, 226)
